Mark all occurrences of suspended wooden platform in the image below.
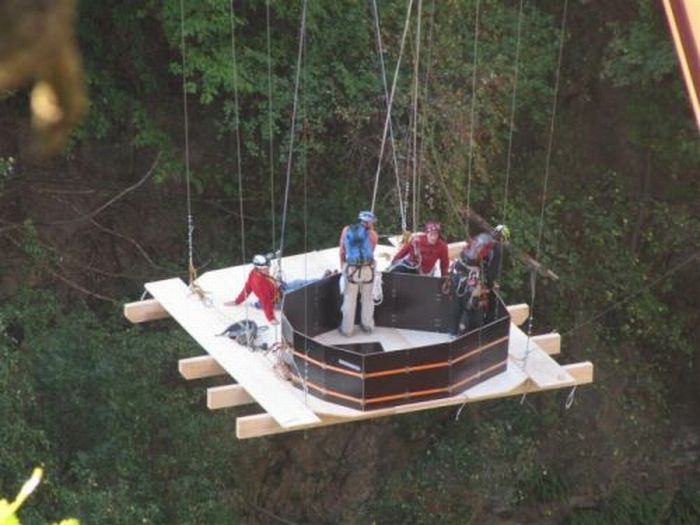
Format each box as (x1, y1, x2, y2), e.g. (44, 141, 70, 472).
(124, 243, 593, 439)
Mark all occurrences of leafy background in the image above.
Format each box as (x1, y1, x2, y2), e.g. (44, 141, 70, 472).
(0, 0, 698, 523)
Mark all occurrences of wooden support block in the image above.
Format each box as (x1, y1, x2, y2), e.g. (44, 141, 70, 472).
(561, 361, 594, 385)
(530, 333, 561, 355)
(207, 384, 255, 410)
(506, 304, 529, 326)
(124, 298, 169, 323)
(178, 355, 227, 380)
(235, 360, 593, 439)
(447, 241, 467, 260)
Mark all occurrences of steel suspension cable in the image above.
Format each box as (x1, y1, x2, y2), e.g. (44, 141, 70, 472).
(465, 0, 481, 238)
(416, 0, 436, 229)
(178, 0, 196, 287)
(266, 0, 276, 250)
(411, 0, 423, 230)
(371, 0, 415, 214)
(526, 0, 569, 340)
(277, 0, 308, 270)
(370, 0, 406, 231)
(494, 0, 525, 290)
(229, 1, 246, 266)
(501, 0, 525, 226)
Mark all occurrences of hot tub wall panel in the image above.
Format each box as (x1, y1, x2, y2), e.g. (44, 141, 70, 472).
(283, 272, 512, 411)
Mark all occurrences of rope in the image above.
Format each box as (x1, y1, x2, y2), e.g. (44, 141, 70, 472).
(266, 0, 276, 251)
(178, 0, 196, 288)
(416, 0, 436, 229)
(501, 0, 524, 226)
(565, 385, 577, 410)
(465, 0, 481, 238)
(523, 0, 569, 367)
(229, 1, 246, 268)
(278, 0, 308, 269)
(411, 0, 423, 230)
(371, 0, 415, 214)
(562, 250, 699, 339)
(370, 0, 406, 231)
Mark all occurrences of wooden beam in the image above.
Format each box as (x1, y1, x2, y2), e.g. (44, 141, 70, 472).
(506, 304, 529, 326)
(124, 298, 169, 323)
(207, 384, 255, 410)
(530, 332, 561, 355)
(179, 355, 227, 380)
(235, 361, 593, 439)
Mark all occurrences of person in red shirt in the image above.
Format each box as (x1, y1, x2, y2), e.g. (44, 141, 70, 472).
(225, 254, 280, 324)
(390, 222, 449, 276)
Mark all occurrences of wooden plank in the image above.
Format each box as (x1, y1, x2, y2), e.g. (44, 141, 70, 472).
(508, 324, 574, 389)
(663, 0, 700, 130)
(530, 333, 561, 355)
(235, 360, 593, 439)
(124, 298, 169, 323)
(506, 304, 529, 326)
(447, 241, 467, 260)
(146, 278, 320, 429)
(179, 355, 227, 380)
(207, 384, 255, 410)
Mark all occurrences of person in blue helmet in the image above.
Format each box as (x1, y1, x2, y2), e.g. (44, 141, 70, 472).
(338, 210, 379, 336)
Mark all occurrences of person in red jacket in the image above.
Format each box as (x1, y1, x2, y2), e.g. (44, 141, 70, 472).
(390, 222, 449, 276)
(225, 254, 280, 324)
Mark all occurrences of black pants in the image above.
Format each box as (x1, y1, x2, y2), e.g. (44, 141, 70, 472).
(450, 274, 485, 335)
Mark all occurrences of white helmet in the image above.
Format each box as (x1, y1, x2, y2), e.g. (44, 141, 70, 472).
(494, 224, 510, 241)
(252, 254, 270, 267)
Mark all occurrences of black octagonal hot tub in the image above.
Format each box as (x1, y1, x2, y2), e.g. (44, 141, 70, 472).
(281, 272, 510, 410)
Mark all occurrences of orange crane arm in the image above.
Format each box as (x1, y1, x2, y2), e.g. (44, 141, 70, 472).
(663, 0, 700, 130)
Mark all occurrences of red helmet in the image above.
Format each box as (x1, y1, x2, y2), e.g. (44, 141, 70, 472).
(424, 222, 441, 234)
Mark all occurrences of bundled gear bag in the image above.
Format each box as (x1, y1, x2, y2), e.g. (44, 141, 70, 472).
(344, 223, 374, 266)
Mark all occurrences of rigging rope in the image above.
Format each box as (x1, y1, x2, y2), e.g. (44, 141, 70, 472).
(494, 0, 525, 314)
(266, 0, 277, 251)
(277, 0, 308, 271)
(229, 1, 246, 267)
(501, 0, 524, 226)
(525, 0, 569, 344)
(371, 0, 415, 214)
(370, 0, 406, 231)
(416, 0, 436, 229)
(411, 0, 423, 230)
(465, 0, 481, 239)
(178, 0, 196, 288)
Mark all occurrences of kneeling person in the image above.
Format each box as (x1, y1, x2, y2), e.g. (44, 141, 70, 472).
(390, 221, 449, 276)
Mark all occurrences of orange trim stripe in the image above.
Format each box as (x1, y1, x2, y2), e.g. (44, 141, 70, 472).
(291, 350, 363, 378)
(450, 335, 509, 365)
(365, 386, 449, 404)
(451, 359, 508, 391)
(291, 335, 508, 379)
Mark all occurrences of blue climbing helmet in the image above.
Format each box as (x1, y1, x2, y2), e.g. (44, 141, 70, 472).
(357, 210, 377, 225)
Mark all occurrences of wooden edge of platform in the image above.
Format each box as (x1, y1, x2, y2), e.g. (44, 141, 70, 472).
(530, 332, 560, 355)
(506, 304, 529, 326)
(179, 355, 227, 380)
(234, 361, 594, 440)
(126, 295, 529, 327)
(207, 384, 256, 410)
(124, 298, 169, 323)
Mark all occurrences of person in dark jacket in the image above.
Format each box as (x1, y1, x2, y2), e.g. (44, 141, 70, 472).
(450, 224, 509, 335)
